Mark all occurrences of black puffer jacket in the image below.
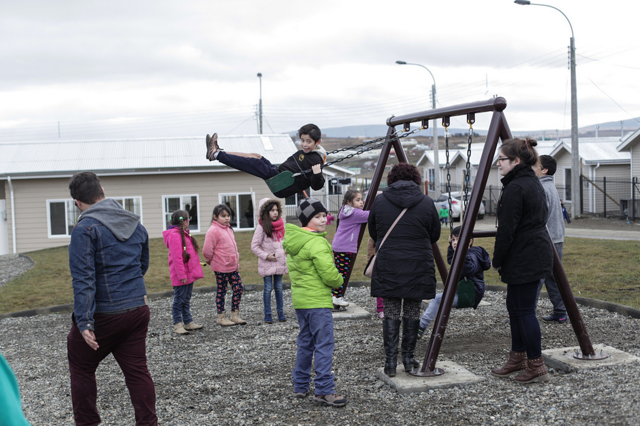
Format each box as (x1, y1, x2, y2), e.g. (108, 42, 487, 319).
(369, 180, 441, 300)
(492, 164, 553, 284)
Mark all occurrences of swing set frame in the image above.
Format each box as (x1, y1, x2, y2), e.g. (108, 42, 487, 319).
(340, 96, 608, 377)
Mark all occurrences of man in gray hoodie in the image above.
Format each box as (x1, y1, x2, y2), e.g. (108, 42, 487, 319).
(533, 155, 567, 323)
(67, 172, 157, 425)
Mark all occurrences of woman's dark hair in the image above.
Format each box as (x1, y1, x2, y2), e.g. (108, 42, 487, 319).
(170, 210, 199, 263)
(212, 204, 232, 224)
(500, 138, 539, 166)
(341, 190, 362, 207)
(68, 171, 104, 204)
(261, 201, 281, 238)
(387, 163, 422, 186)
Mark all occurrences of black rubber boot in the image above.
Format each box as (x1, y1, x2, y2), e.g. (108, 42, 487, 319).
(401, 318, 421, 374)
(382, 319, 401, 377)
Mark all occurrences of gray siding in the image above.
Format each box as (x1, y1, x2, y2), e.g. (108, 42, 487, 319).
(633, 145, 640, 180)
(6, 171, 276, 253)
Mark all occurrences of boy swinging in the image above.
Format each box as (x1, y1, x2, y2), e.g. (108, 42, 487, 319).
(206, 124, 325, 199)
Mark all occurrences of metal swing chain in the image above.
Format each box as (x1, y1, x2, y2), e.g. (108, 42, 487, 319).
(444, 123, 454, 236)
(292, 127, 422, 176)
(462, 116, 474, 219)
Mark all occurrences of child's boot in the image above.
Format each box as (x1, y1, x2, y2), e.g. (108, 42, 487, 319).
(490, 351, 527, 377)
(382, 319, 401, 377)
(230, 310, 247, 325)
(514, 356, 550, 384)
(401, 318, 421, 373)
(184, 321, 204, 330)
(217, 313, 235, 327)
(173, 322, 190, 335)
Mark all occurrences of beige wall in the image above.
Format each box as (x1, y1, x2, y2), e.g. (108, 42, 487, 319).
(5, 171, 277, 254)
(632, 145, 640, 180)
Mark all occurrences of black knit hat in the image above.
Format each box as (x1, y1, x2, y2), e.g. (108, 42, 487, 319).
(296, 197, 327, 227)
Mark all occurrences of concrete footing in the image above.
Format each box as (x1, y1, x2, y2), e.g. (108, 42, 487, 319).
(542, 344, 640, 373)
(376, 361, 484, 394)
(331, 304, 371, 321)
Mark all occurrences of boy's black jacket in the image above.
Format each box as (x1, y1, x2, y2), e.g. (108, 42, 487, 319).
(275, 150, 325, 198)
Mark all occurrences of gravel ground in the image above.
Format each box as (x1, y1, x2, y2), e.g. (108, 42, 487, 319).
(0, 254, 34, 288)
(2, 287, 640, 425)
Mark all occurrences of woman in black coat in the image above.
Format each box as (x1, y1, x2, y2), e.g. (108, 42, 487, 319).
(369, 163, 441, 376)
(491, 138, 553, 384)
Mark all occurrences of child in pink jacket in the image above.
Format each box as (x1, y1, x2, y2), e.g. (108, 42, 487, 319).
(163, 210, 205, 334)
(203, 204, 245, 326)
(251, 198, 288, 323)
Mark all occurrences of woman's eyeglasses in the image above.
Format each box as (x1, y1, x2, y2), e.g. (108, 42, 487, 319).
(497, 157, 512, 163)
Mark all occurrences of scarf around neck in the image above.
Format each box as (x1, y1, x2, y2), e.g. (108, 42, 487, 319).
(259, 217, 285, 241)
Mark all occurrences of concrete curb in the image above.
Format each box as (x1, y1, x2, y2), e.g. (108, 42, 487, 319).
(1, 281, 639, 321)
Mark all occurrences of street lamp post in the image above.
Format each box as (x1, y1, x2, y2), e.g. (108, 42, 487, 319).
(257, 72, 263, 134)
(396, 61, 440, 197)
(515, 0, 580, 218)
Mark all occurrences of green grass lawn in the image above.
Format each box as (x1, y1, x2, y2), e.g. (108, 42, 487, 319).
(1, 225, 639, 314)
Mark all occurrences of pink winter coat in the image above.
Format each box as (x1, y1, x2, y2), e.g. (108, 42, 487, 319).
(203, 220, 240, 273)
(251, 224, 288, 277)
(163, 227, 204, 287)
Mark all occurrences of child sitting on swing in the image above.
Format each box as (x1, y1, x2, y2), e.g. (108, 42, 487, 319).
(417, 226, 491, 339)
(206, 123, 326, 198)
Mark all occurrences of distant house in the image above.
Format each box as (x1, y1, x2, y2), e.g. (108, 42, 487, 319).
(617, 128, 640, 180)
(550, 137, 630, 213)
(0, 135, 354, 254)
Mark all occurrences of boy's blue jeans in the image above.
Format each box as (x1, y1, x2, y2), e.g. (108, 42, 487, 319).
(172, 283, 194, 325)
(536, 242, 566, 316)
(263, 275, 285, 322)
(292, 308, 336, 396)
(217, 151, 279, 180)
(419, 292, 458, 330)
(507, 280, 543, 359)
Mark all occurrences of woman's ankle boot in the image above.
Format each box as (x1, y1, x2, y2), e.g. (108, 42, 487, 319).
(491, 351, 527, 377)
(515, 356, 550, 383)
(401, 318, 421, 373)
(382, 319, 401, 377)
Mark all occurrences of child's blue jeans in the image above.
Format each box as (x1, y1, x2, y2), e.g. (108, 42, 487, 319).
(217, 151, 279, 180)
(419, 292, 458, 330)
(263, 275, 285, 322)
(172, 283, 194, 325)
(292, 308, 336, 396)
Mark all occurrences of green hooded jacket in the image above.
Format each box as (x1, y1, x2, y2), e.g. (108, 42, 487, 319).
(283, 223, 344, 309)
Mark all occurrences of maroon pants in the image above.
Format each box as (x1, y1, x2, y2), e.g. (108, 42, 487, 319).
(67, 306, 157, 426)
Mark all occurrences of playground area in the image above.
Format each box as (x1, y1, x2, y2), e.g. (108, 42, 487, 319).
(2, 286, 639, 425)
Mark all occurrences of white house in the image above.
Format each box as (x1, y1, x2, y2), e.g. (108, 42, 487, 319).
(0, 135, 354, 254)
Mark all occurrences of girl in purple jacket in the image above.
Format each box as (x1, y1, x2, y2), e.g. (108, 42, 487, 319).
(331, 190, 369, 308)
(251, 198, 288, 323)
(163, 210, 205, 335)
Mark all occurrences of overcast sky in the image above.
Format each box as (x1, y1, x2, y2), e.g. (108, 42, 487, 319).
(1, 0, 639, 141)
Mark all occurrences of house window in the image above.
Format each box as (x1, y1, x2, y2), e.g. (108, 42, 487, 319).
(428, 168, 435, 191)
(219, 193, 255, 230)
(112, 197, 143, 223)
(163, 195, 199, 231)
(564, 168, 572, 202)
(47, 200, 81, 237)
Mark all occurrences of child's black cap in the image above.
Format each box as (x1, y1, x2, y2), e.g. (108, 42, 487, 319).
(296, 197, 327, 227)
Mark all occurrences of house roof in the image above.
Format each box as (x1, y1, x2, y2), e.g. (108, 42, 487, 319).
(550, 139, 630, 165)
(0, 134, 347, 179)
(617, 128, 640, 152)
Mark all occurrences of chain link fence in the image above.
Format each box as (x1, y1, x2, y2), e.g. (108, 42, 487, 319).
(580, 176, 639, 220)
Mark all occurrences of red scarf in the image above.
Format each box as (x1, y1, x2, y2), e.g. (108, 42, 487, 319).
(260, 217, 285, 241)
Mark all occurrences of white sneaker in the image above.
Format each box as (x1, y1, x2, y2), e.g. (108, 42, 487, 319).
(333, 296, 349, 307)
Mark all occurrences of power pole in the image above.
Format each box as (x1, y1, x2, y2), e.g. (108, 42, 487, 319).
(257, 73, 263, 134)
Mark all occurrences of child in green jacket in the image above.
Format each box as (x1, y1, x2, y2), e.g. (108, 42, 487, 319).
(283, 197, 347, 407)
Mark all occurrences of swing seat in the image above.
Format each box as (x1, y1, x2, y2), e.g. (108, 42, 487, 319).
(456, 278, 476, 309)
(265, 171, 296, 195)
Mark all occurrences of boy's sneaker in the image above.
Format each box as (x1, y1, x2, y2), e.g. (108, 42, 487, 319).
(542, 313, 568, 323)
(332, 296, 349, 307)
(313, 394, 347, 407)
(205, 133, 221, 161)
(417, 327, 425, 340)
